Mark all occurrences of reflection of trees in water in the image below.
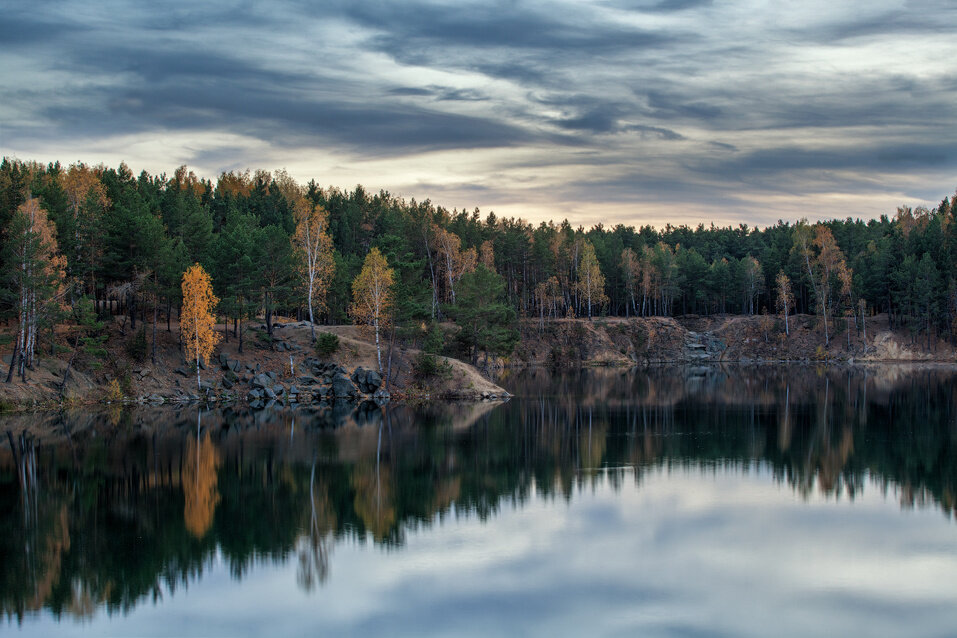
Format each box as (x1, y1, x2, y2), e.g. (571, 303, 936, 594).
(183, 417, 221, 539)
(297, 462, 336, 592)
(2, 364, 956, 620)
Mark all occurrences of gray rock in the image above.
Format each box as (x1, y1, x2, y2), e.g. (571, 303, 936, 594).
(264, 386, 277, 400)
(288, 385, 299, 395)
(266, 371, 278, 382)
(248, 388, 263, 400)
(331, 374, 357, 398)
(251, 373, 270, 388)
(222, 377, 234, 389)
(365, 370, 382, 391)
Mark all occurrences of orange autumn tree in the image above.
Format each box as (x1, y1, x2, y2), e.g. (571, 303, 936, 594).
(4, 197, 66, 382)
(181, 264, 221, 391)
(292, 197, 335, 341)
(350, 247, 394, 371)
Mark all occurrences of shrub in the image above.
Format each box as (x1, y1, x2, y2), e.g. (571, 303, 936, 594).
(315, 332, 340, 357)
(413, 352, 452, 379)
(422, 322, 445, 354)
(104, 379, 123, 402)
(126, 326, 148, 362)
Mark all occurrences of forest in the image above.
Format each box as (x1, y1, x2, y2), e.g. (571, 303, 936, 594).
(2, 157, 956, 378)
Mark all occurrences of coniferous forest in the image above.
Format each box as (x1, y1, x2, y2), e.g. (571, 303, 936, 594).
(2, 157, 956, 379)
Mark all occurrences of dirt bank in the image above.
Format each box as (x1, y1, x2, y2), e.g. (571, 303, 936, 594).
(0, 318, 508, 410)
(512, 313, 957, 366)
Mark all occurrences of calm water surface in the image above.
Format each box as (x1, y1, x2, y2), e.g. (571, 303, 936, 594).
(2, 365, 957, 637)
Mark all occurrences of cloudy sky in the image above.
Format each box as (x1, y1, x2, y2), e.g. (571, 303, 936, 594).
(2, 0, 956, 227)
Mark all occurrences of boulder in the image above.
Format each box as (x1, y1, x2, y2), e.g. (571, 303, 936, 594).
(264, 386, 277, 400)
(222, 377, 234, 390)
(365, 370, 382, 392)
(331, 374, 357, 398)
(251, 373, 270, 389)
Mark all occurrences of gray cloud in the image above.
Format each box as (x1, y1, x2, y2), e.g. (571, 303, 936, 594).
(3, 0, 957, 225)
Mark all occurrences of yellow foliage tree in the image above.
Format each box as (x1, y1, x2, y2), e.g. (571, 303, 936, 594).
(350, 247, 394, 371)
(181, 264, 221, 391)
(775, 271, 794, 336)
(292, 198, 335, 341)
(576, 241, 607, 319)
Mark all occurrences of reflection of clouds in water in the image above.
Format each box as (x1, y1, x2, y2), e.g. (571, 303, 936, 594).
(55, 471, 949, 638)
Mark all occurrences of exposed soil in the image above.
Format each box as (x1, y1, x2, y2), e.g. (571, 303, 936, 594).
(511, 313, 957, 366)
(0, 316, 508, 410)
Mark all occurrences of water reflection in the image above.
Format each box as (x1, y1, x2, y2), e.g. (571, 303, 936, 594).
(1, 364, 956, 626)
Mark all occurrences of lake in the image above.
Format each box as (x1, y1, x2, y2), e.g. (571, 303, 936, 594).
(2, 364, 957, 637)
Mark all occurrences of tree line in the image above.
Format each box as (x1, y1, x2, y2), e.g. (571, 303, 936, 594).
(2, 158, 955, 377)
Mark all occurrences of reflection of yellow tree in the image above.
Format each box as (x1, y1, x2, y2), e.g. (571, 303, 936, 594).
(351, 462, 395, 542)
(183, 431, 220, 538)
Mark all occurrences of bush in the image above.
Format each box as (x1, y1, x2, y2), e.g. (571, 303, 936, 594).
(126, 326, 148, 362)
(422, 322, 445, 354)
(315, 332, 340, 357)
(413, 352, 452, 379)
(104, 379, 123, 402)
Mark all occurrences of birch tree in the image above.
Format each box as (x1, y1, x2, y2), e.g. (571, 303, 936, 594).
(293, 198, 335, 341)
(775, 271, 793, 336)
(576, 241, 607, 319)
(181, 263, 221, 391)
(350, 247, 394, 371)
(4, 198, 65, 382)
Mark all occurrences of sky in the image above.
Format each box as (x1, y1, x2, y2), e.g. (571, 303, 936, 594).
(2, 0, 956, 228)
